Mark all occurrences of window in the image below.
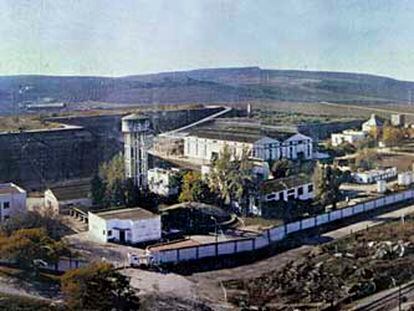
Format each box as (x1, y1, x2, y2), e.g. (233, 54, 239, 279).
(4, 216, 9, 220)
(3, 202, 10, 209)
(103, 230, 106, 235)
(266, 194, 276, 201)
(108, 230, 112, 236)
(308, 184, 314, 192)
(298, 186, 304, 195)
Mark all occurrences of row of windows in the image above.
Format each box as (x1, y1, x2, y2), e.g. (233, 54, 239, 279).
(266, 184, 314, 200)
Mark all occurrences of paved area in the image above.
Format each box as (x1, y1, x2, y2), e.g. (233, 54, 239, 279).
(64, 232, 145, 266)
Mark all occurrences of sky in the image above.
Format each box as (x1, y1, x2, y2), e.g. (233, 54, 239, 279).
(1, 0, 414, 80)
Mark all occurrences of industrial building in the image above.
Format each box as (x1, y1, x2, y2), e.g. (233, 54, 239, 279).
(183, 123, 313, 163)
(122, 114, 154, 189)
(88, 207, 161, 244)
(0, 183, 27, 222)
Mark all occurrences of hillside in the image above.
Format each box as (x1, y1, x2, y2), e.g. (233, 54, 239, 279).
(1, 67, 414, 114)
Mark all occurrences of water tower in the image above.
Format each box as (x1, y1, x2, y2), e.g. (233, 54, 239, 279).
(122, 114, 153, 189)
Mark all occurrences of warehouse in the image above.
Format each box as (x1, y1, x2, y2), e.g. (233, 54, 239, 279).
(183, 125, 313, 163)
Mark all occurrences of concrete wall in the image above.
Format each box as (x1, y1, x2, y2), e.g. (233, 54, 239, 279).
(150, 189, 414, 265)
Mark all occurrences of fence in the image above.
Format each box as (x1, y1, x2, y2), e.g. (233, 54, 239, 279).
(150, 189, 414, 265)
(44, 257, 88, 272)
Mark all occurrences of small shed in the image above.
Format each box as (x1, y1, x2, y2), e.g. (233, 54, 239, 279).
(88, 207, 161, 244)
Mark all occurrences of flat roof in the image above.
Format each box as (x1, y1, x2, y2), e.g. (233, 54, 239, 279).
(0, 183, 25, 195)
(94, 207, 158, 221)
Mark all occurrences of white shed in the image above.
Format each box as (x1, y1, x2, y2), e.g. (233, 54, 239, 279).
(88, 207, 161, 244)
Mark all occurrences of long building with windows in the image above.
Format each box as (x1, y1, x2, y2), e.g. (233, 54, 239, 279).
(183, 123, 313, 163)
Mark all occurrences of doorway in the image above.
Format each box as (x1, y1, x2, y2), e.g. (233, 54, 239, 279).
(119, 230, 126, 243)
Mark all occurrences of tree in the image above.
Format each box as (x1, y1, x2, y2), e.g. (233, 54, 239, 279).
(0, 211, 66, 240)
(124, 178, 140, 208)
(354, 148, 380, 171)
(90, 174, 106, 206)
(178, 171, 211, 203)
(61, 262, 140, 310)
(382, 125, 404, 147)
(313, 164, 344, 210)
(99, 153, 125, 188)
(207, 145, 255, 211)
(0, 228, 69, 270)
(109, 179, 126, 207)
(271, 159, 295, 178)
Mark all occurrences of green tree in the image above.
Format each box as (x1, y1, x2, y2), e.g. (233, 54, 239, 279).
(313, 164, 344, 210)
(124, 178, 140, 208)
(99, 153, 125, 188)
(271, 159, 295, 178)
(90, 174, 106, 207)
(0, 228, 69, 270)
(207, 146, 255, 210)
(354, 148, 380, 171)
(178, 171, 211, 203)
(61, 262, 140, 310)
(109, 179, 126, 207)
(382, 125, 404, 147)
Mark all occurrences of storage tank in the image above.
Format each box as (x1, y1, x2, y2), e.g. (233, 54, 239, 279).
(377, 180, 386, 193)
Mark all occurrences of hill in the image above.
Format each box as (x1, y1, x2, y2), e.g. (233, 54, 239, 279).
(1, 67, 414, 114)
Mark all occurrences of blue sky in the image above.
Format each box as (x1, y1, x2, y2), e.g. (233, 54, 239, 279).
(1, 0, 414, 80)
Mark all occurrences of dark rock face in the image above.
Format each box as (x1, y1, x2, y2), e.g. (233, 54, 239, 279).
(0, 128, 98, 190)
(0, 107, 226, 189)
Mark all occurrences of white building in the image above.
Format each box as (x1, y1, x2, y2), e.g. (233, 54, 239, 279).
(122, 114, 154, 189)
(391, 114, 405, 127)
(331, 130, 367, 147)
(0, 183, 27, 222)
(148, 168, 181, 197)
(352, 167, 397, 184)
(260, 175, 314, 203)
(88, 207, 161, 244)
(362, 114, 384, 133)
(184, 129, 313, 163)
